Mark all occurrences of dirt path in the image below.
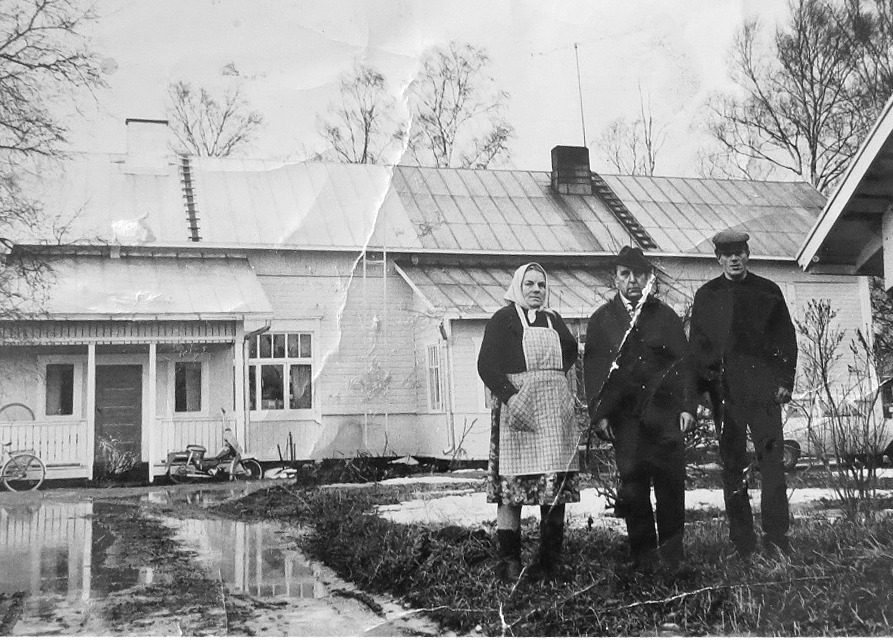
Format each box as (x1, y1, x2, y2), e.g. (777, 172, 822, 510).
(0, 483, 447, 636)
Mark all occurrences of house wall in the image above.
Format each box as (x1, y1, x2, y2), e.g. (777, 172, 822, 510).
(246, 250, 420, 460)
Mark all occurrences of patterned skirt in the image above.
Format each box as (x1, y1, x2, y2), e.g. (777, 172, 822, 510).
(486, 396, 580, 506)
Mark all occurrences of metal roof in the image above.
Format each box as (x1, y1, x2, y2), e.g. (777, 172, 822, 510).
(395, 262, 691, 320)
(14, 255, 273, 320)
(603, 175, 824, 257)
(15, 153, 824, 259)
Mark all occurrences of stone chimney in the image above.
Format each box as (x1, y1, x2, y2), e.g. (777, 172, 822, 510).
(550, 145, 592, 195)
(124, 118, 171, 172)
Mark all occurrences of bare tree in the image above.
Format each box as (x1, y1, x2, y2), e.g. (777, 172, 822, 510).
(403, 41, 513, 169)
(0, 0, 104, 319)
(166, 81, 264, 157)
(317, 63, 399, 164)
(595, 86, 665, 176)
(705, 0, 867, 193)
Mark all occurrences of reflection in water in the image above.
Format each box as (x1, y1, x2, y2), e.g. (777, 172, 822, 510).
(0, 503, 93, 599)
(0, 500, 321, 601)
(166, 517, 325, 599)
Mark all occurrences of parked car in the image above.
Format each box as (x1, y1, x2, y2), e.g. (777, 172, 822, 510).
(782, 395, 893, 470)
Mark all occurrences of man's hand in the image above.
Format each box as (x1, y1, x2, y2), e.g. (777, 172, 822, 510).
(679, 411, 695, 433)
(774, 386, 792, 405)
(591, 417, 615, 442)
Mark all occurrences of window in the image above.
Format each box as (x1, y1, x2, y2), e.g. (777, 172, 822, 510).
(426, 345, 444, 411)
(174, 362, 203, 412)
(248, 332, 313, 411)
(45, 364, 74, 416)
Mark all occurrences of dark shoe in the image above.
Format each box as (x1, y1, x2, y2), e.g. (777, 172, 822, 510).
(495, 529, 522, 583)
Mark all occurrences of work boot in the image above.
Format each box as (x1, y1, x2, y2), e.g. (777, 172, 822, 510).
(495, 529, 522, 583)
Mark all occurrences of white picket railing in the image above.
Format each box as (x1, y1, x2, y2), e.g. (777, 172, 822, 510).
(0, 420, 88, 467)
(154, 417, 238, 465)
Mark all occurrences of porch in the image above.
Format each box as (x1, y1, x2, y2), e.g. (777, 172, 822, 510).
(0, 416, 241, 481)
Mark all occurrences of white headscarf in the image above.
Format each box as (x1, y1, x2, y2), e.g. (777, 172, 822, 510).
(504, 262, 550, 323)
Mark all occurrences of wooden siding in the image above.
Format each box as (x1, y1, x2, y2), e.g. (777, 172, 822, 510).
(253, 252, 419, 415)
(0, 320, 237, 346)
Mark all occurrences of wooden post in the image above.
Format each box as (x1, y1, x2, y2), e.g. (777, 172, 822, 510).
(883, 203, 893, 292)
(147, 342, 157, 483)
(233, 324, 247, 452)
(86, 343, 96, 480)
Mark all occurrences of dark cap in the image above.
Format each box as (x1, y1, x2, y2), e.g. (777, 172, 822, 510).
(615, 245, 652, 271)
(712, 230, 750, 252)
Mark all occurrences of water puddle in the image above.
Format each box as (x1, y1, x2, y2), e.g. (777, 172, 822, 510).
(0, 496, 446, 636)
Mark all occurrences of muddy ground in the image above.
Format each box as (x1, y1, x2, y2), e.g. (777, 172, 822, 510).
(0, 482, 448, 636)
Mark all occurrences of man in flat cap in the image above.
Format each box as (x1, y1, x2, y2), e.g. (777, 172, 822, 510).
(690, 231, 797, 557)
(584, 246, 696, 569)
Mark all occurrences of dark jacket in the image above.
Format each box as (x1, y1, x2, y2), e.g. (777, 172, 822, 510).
(689, 272, 797, 396)
(584, 294, 696, 433)
(477, 304, 578, 405)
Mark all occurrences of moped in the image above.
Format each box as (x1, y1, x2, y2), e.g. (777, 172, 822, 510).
(166, 410, 263, 483)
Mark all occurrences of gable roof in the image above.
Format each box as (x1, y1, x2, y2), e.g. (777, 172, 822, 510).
(797, 93, 893, 274)
(13, 153, 825, 259)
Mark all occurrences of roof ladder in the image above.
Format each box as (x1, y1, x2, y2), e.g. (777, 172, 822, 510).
(179, 154, 202, 242)
(590, 173, 658, 250)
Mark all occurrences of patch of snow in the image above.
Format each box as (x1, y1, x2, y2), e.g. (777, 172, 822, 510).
(376, 486, 893, 528)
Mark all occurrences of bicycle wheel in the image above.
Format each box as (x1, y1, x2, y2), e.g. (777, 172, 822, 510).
(232, 459, 263, 481)
(168, 464, 191, 484)
(2, 454, 46, 492)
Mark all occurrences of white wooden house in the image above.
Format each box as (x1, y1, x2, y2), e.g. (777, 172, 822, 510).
(0, 120, 872, 481)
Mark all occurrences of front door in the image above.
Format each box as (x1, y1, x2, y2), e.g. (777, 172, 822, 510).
(95, 365, 142, 476)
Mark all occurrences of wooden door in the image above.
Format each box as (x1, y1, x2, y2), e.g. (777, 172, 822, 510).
(94, 365, 142, 475)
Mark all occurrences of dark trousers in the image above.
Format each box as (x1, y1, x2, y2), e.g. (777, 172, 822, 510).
(715, 391, 790, 552)
(613, 418, 685, 563)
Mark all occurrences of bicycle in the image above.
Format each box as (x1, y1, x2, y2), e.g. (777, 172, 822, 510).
(1, 441, 46, 492)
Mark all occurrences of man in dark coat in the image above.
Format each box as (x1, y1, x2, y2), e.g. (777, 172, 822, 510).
(690, 231, 797, 557)
(584, 247, 696, 568)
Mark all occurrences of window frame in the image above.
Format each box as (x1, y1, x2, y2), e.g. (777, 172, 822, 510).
(169, 359, 209, 417)
(38, 356, 85, 420)
(425, 343, 445, 412)
(247, 327, 317, 421)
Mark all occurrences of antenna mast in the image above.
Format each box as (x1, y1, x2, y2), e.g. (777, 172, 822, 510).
(574, 43, 587, 146)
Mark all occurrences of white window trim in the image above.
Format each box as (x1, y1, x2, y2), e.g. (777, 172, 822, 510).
(248, 322, 319, 422)
(425, 343, 445, 413)
(37, 355, 85, 421)
(168, 358, 210, 418)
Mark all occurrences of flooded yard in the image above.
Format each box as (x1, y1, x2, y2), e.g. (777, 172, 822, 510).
(0, 483, 446, 636)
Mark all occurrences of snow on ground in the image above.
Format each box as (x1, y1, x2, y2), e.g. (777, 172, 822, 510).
(376, 486, 891, 529)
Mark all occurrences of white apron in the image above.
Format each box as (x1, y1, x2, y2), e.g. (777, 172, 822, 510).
(498, 305, 579, 477)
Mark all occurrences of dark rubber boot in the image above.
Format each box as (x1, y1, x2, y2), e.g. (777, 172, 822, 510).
(535, 505, 565, 581)
(495, 529, 522, 583)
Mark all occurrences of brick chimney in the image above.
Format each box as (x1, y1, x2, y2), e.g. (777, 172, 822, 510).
(551, 146, 592, 195)
(124, 118, 171, 172)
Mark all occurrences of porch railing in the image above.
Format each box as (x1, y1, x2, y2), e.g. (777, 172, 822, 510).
(0, 420, 89, 467)
(154, 417, 239, 466)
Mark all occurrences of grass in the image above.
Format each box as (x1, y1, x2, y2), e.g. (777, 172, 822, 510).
(218, 482, 893, 637)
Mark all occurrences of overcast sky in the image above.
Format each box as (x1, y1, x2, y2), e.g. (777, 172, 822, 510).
(71, 0, 791, 176)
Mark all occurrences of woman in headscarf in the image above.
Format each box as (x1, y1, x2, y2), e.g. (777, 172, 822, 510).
(477, 262, 580, 582)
